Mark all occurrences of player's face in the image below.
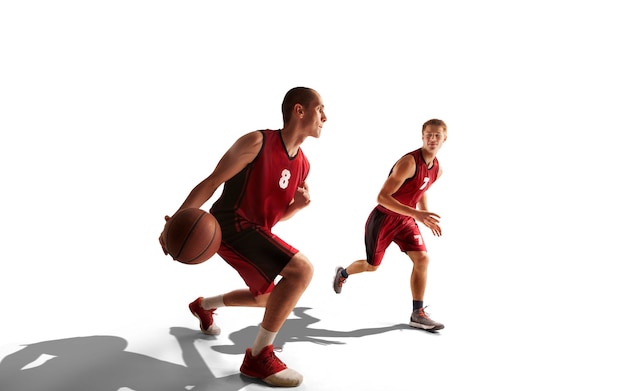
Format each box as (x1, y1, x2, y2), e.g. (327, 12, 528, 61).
(421, 125, 446, 153)
(302, 93, 327, 138)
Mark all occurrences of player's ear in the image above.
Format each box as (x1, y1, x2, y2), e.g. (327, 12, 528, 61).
(294, 104, 304, 118)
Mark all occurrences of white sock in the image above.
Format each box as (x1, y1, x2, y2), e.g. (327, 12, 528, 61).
(251, 326, 277, 356)
(201, 295, 224, 310)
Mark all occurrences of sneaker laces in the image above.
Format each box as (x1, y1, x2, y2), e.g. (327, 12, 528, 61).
(200, 308, 217, 329)
(262, 349, 287, 371)
(419, 306, 432, 319)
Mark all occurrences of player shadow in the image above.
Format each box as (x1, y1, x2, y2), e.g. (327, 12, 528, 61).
(212, 306, 417, 354)
(0, 307, 421, 390)
(0, 333, 246, 391)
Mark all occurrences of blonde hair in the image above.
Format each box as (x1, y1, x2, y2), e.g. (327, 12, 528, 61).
(422, 119, 447, 133)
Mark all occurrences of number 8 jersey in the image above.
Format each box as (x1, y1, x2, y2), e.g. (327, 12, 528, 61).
(211, 129, 310, 230)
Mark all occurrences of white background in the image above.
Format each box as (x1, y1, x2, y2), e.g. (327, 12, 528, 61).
(1, 1, 625, 390)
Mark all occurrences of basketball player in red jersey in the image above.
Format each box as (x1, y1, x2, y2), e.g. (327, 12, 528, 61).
(160, 87, 326, 387)
(333, 119, 447, 331)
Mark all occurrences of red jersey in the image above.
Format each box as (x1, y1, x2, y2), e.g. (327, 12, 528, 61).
(211, 129, 310, 230)
(376, 148, 439, 215)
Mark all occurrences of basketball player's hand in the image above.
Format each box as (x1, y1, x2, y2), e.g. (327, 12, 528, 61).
(415, 210, 442, 237)
(159, 215, 171, 255)
(293, 182, 311, 208)
(426, 221, 442, 237)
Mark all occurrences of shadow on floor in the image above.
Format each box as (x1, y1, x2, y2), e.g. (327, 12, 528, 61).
(0, 307, 427, 390)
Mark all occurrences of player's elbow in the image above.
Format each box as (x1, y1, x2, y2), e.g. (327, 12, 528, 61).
(376, 193, 390, 206)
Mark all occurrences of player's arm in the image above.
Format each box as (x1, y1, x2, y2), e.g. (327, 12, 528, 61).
(377, 155, 441, 229)
(417, 193, 429, 212)
(415, 165, 443, 236)
(417, 192, 441, 236)
(176, 131, 263, 212)
(159, 131, 263, 254)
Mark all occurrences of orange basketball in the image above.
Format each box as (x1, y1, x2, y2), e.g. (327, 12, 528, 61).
(162, 208, 222, 264)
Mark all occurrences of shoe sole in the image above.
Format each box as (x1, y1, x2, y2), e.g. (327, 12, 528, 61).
(409, 321, 444, 331)
(241, 370, 303, 387)
(333, 266, 344, 294)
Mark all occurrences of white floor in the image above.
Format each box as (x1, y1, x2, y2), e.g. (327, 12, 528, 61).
(2, 227, 624, 390)
(2, 1, 626, 390)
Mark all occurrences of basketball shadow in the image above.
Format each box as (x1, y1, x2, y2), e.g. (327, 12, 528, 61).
(0, 307, 423, 390)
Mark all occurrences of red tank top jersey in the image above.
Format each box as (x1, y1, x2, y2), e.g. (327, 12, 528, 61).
(376, 148, 439, 215)
(211, 129, 310, 229)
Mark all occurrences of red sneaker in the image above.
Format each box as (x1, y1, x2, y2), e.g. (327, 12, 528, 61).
(188, 297, 221, 335)
(240, 345, 303, 387)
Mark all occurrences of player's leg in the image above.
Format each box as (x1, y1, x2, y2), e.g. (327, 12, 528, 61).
(333, 209, 389, 293)
(188, 226, 281, 337)
(189, 263, 272, 336)
(333, 260, 378, 293)
(406, 250, 444, 331)
(189, 289, 270, 335)
(223, 289, 269, 306)
(408, 250, 429, 301)
(198, 289, 268, 309)
(226, 228, 311, 387)
(260, 252, 313, 332)
(346, 260, 378, 275)
(240, 252, 312, 387)
(248, 253, 312, 354)
(394, 218, 444, 331)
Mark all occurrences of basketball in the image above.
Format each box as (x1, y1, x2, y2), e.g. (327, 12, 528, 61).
(161, 208, 222, 264)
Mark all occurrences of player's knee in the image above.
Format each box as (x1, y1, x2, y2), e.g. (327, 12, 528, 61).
(283, 253, 314, 282)
(365, 264, 379, 272)
(411, 252, 430, 268)
(253, 293, 269, 306)
(298, 255, 314, 282)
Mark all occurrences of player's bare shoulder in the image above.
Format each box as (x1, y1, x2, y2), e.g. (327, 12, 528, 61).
(236, 130, 264, 149)
(229, 130, 264, 160)
(393, 153, 417, 178)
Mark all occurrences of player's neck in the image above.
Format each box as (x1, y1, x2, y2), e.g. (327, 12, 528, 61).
(280, 127, 304, 157)
(420, 149, 437, 168)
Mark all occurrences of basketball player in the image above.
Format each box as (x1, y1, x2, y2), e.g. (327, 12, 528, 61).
(160, 87, 326, 387)
(333, 119, 447, 331)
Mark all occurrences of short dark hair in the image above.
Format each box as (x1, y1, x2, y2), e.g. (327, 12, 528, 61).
(422, 118, 447, 133)
(282, 87, 317, 124)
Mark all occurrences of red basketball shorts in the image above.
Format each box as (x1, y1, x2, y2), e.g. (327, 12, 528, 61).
(365, 207, 427, 266)
(217, 220, 298, 297)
